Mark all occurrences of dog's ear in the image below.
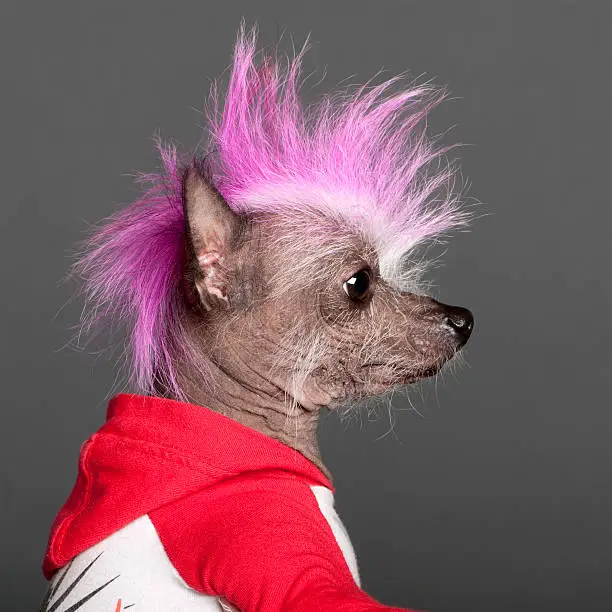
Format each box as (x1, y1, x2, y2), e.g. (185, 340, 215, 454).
(182, 163, 245, 311)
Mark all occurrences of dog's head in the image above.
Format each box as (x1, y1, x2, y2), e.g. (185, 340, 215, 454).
(76, 25, 473, 412)
(181, 162, 472, 411)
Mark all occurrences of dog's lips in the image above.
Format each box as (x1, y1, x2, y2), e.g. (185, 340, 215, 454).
(360, 357, 449, 385)
(322, 350, 460, 403)
(415, 364, 443, 379)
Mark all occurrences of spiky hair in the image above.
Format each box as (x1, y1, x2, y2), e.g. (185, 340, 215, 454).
(75, 25, 468, 398)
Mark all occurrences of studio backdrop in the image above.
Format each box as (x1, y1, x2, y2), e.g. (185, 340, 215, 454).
(0, 2, 609, 611)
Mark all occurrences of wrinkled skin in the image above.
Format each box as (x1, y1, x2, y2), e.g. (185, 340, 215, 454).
(176, 166, 473, 475)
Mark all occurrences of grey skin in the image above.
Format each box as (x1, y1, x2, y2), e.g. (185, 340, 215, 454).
(175, 164, 473, 478)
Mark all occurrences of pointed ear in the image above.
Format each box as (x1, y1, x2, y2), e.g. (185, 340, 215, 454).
(182, 163, 245, 311)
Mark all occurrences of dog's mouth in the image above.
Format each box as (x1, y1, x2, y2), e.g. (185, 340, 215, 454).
(411, 364, 443, 380)
(325, 362, 446, 407)
(360, 351, 456, 385)
(361, 351, 456, 380)
(313, 345, 464, 405)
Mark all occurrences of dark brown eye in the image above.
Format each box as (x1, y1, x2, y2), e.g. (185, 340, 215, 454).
(343, 268, 372, 301)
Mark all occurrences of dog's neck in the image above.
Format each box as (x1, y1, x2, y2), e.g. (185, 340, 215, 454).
(176, 356, 329, 480)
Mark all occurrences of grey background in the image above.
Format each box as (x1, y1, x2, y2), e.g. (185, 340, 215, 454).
(1, 1, 609, 610)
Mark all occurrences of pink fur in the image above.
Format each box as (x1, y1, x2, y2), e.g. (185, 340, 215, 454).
(75, 24, 467, 398)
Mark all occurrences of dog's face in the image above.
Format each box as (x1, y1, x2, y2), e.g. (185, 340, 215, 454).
(183, 166, 473, 410)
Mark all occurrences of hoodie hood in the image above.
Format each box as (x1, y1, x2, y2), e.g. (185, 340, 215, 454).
(43, 393, 332, 579)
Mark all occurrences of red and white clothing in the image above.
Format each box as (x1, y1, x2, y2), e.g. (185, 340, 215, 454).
(43, 394, 417, 611)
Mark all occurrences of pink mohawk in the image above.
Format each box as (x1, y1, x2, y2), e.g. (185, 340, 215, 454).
(75, 142, 186, 396)
(209, 25, 467, 261)
(75, 24, 468, 397)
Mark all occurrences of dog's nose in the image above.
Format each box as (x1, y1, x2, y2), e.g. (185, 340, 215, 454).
(442, 306, 474, 344)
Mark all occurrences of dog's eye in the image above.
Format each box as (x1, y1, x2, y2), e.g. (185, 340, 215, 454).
(343, 268, 372, 301)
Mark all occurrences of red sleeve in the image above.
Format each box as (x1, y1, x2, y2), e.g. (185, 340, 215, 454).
(149, 473, 419, 612)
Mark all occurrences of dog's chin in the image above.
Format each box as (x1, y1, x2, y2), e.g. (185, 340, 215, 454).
(405, 362, 446, 382)
(327, 360, 451, 410)
(407, 351, 466, 383)
(313, 348, 464, 409)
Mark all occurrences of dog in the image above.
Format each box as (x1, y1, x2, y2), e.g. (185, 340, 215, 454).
(42, 24, 473, 612)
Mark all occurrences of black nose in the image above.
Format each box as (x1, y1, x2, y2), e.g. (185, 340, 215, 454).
(443, 306, 474, 344)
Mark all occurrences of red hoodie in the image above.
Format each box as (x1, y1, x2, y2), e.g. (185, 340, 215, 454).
(42, 394, 417, 611)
